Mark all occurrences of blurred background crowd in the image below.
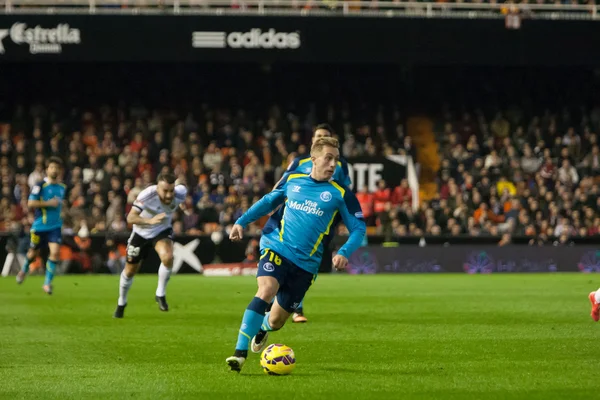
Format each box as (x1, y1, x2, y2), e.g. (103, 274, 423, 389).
(9, 0, 597, 9)
(0, 65, 598, 247)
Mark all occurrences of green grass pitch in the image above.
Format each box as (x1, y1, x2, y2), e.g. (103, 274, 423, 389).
(1, 273, 599, 399)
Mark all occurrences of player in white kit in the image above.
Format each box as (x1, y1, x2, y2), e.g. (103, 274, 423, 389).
(113, 172, 187, 318)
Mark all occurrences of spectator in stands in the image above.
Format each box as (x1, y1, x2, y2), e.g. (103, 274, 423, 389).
(521, 145, 542, 174)
(491, 112, 510, 143)
(557, 159, 579, 187)
(203, 142, 223, 171)
(580, 145, 600, 176)
(391, 179, 412, 205)
(373, 180, 391, 216)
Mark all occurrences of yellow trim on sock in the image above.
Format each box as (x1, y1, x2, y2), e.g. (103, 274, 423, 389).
(239, 330, 251, 340)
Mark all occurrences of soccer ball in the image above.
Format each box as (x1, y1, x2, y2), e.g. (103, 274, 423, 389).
(260, 344, 296, 375)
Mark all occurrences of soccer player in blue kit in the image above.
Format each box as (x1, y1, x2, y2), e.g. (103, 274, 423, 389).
(16, 157, 66, 295)
(226, 137, 366, 372)
(273, 123, 352, 323)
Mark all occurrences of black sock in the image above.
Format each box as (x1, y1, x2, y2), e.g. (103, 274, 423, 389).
(255, 329, 267, 342)
(234, 349, 248, 358)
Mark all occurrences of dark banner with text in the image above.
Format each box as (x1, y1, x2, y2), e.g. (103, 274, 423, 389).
(346, 155, 409, 193)
(2, 232, 600, 276)
(2, 15, 600, 64)
(344, 245, 600, 274)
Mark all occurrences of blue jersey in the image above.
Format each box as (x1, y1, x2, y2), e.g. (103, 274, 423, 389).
(236, 173, 366, 275)
(286, 156, 352, 187)
(29, 180, 66, 232)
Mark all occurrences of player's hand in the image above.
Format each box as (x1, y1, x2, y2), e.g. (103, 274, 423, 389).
(149, 213, 167, 225)
(229, 224, 244, 241)
(46, 198, 60, 208)
(332, 254, 349, 271)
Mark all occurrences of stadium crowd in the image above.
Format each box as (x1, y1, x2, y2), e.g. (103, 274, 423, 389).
(8, 0, 596, 10)
(0, 64, 599, 248)
(0, 100, 599, 246)
(427, 108, 600, 245)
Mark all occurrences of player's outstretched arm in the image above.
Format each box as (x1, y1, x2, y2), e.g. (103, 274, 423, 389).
(234, 184, 287, 229)
(126, 207, 165, 226)
(28, 198, 59, 209)
(335, 189, 367, 261)
(27, 183, 59, 209)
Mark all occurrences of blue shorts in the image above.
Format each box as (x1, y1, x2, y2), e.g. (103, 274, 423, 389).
(29, 228, 62, 250)
(257, 248, 315, 313)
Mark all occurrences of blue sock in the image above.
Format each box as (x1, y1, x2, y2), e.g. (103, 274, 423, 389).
(235, 297, 269, 352)
(261, 312, 277, 332)
(21, 257, 33, 274)
(44, 259, 57, 286)
(297, 299, 304, 313)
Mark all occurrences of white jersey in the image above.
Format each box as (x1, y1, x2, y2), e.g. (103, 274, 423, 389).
(131, 184, 187, 239)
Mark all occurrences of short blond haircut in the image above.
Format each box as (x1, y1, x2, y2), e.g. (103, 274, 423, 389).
(311, 137, 339, 156)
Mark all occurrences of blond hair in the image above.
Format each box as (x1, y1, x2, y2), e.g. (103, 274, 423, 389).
(311, 137, 339, 156)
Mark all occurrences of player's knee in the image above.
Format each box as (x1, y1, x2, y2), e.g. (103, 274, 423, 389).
(256, 286, 277, 302)
(160, 253, 174, 268)
(26, 249, 37, 260)
(124, 263, 138, 278)
(269, 314, 287, 330)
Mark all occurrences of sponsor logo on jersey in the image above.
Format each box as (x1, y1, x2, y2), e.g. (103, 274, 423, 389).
(320, 191, 332, 202)
(287, 200, 325, 217)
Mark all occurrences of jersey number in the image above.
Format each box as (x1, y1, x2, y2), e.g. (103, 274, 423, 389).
(127, 246, 141, 258)
(260, 249, 282, 266)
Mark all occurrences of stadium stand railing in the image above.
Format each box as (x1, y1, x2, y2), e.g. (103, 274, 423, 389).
(0, 0, 598, 20)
